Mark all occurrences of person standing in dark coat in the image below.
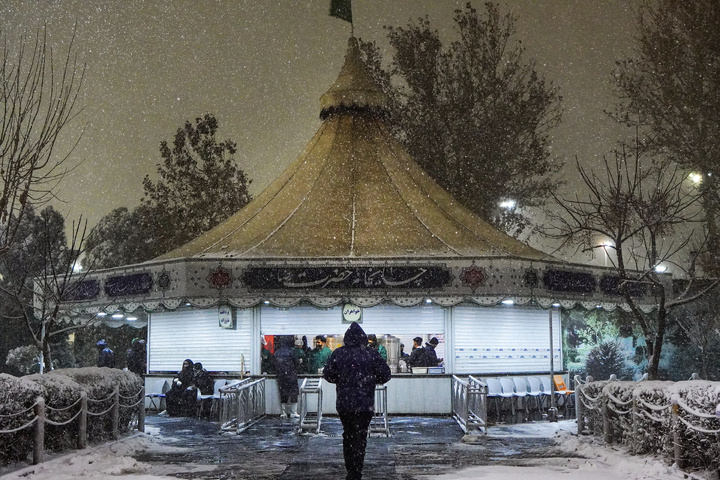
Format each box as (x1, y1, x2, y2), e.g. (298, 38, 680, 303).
(424, 337, 440, 367)
(96, 340, 115, 368)
(274, 335, 300, 418)
(323, 322, 391, 480)
(408, 337, 427, 367)
(126, 338, 146, 375)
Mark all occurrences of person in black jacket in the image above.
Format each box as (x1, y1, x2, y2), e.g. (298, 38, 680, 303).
(126, 338, 146, 376)
(166, 359, 197, 417)
(274, 335, 300, 418)
(96, 339, 115, 368)
(323, 322, 391, 480)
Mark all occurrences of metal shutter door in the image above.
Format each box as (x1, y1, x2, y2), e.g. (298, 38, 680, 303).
(453, 306, 561, 374)
(148, 307, 252, 373)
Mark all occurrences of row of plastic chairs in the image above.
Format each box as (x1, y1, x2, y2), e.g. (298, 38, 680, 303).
(485, 376, 574, 420)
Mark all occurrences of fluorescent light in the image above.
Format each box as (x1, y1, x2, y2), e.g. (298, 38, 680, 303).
(97, 312, 107, 317)
(425, 298, 432, 304)
(126, 316, 138, 321)
(111, 313, 124, 319)
(501, 299, 514, 305)
(552, 303, 561, 308)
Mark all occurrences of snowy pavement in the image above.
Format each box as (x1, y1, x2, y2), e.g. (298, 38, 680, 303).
(0, 415, 698, 479)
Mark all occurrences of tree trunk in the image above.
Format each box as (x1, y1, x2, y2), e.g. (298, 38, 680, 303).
(646, 309, 667, 380)
(42, 338, 53, 373)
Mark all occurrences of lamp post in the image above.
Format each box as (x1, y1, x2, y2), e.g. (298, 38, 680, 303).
(547, 307, 558, 422)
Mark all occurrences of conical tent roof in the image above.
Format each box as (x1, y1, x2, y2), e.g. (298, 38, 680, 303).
(157, 38, 550, 262)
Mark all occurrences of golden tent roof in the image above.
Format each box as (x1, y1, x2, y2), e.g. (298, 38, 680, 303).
(157, 38, 550, 262)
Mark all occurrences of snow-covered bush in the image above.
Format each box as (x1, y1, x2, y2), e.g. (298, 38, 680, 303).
(628, 381, 673, 456)
(25, 373, 84, 453)
(602, 381, 635, 445)
(668, 381, 720, 471)
(49, 367, 142, 441)
(5, 345, 41, 375)
(578, 379, 612, 435)
(0, 374, 43, 465)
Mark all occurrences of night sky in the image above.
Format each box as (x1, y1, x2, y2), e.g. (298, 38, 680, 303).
(0, 0, 638, 232)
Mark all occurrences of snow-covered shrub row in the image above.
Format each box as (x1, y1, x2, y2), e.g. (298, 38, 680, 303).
(25, 372, 84, 453)
(580, 379, 720, 471)
(0, 374, 43, 465)
(578, 379, 612, 436)
(48, 367, 142, 442)
(0, 368, 143, 467)
(667, 381, 720, 471)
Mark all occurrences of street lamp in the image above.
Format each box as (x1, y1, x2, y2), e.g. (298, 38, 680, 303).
(599, 241, 613, 267)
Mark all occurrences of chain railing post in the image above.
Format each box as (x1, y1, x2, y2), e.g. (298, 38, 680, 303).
(112, 386, 119, 440)
(33, 397, 45, 465)
(672, 401, 684, 469)
(78, 391, 87, 449)
(138, 386, 145, 433)
(603, 397, 613, 444)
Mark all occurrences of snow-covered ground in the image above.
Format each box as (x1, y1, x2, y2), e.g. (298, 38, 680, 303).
(0, 422, 705, 479)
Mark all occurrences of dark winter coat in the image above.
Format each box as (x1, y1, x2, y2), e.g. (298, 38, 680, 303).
(323, 322, 391, 413)
(424, 344, 439, 367)
(126, 341, 146, 375)
(97, 347, 115, 368)
(167, 359, 197, 417)
(408, 346, 428, 367)
(274, 336, 299, 399)
(193, 363, 214, 395)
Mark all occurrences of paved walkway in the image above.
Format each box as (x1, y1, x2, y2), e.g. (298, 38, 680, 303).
(137, 414, 576, 479)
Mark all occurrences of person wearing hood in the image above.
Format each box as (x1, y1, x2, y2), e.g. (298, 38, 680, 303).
(323, 322, 391, 480)
(96, 339, 115, 368)
(274, 335, 300, 419)
(166, 359, 197, 417)
(126, 338, 146, 375)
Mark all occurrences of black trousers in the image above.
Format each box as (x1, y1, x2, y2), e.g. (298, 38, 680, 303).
(339, 411, 374, 480)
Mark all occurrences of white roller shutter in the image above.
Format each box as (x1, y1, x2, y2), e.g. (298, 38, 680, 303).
(453, 306, 561, 374)
(148, 307, 252, 373)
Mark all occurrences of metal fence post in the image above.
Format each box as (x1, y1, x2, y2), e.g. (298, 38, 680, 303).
(138, 386, 145, 433)
(672, 402, 684, 469)
(603, 398, 613, 444)
(576, 382, 585, 435)
(33, 397, 45, 465)
(112, 386, 119, 440)
(78, 391, 87, 449)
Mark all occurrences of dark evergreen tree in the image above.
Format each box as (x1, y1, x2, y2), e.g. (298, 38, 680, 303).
(360, 3, 563, 236)
(84, 114, 253, 268)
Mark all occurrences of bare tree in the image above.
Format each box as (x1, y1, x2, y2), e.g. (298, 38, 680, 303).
(1, 208, 100, 373)
(671, 295, 720, 380)
(545, 142, 719, 379)
(0, 27, 85, 257)
(612, 0, 720, 273)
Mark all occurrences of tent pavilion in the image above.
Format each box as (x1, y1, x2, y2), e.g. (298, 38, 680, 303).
(61, 38, 665, 414)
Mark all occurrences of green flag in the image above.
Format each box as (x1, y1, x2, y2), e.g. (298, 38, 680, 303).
(330, 0, 352, 23)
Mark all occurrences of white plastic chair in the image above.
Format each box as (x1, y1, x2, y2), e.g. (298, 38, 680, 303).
(526, 377, 545, 412)
(197, 379, 227, 419)
(486, 378, 504, 419)
(500, 378, 519, 417)
(145, 379, 169, 411)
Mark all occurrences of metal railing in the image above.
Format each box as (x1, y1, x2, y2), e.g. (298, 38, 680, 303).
(369, 384, 390, 436)
(219, 378, 266, 434)
(298, 377, 323, 434)
(451, 375, 488, 435)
